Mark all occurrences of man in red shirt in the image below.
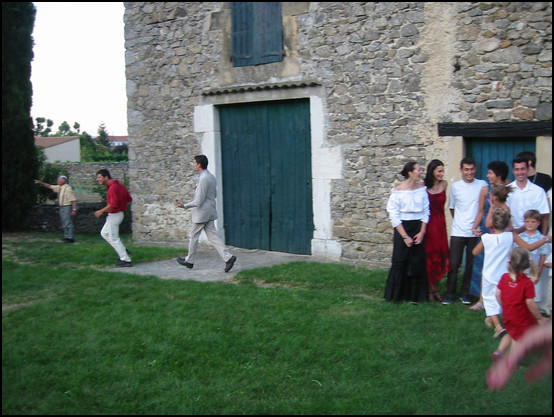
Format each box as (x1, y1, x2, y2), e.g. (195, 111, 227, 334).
(95, 169, 133, 267)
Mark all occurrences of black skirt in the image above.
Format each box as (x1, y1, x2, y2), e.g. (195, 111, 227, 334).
(384, 220, 428, 302)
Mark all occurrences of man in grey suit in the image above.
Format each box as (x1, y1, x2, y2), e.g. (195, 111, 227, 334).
(174, 155, 237, 272)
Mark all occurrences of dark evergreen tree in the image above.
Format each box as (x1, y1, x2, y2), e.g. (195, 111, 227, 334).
(2, 2, 38, 230)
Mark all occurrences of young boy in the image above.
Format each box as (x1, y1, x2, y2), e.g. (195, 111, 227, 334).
(518, 210, 551, 306)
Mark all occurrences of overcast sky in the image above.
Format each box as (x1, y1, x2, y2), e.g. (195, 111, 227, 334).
(31, 2, 128, 136)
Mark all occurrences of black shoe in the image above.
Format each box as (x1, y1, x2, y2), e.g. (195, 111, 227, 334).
(177, 257, 193, 269)
(62, 238, 74, 243)
(225, 255, 237, 273)
(116, 259, 132, 267)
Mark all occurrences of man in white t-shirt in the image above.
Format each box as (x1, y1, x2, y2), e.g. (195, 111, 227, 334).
(507, 156, 550, 236)
(443, 157, 488, 305)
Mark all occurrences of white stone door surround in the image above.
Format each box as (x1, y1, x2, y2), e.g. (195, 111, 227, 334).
(194, 85, 343, 260)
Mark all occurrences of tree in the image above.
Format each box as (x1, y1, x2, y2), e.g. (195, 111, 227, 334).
(2, 2, 38, 230)
(97, 122, 111, 147)
(79, 131, 97, 161)
(32, 116, 128, 162)
(34, 116, 45, 136)
(57, 121, 71, 136)
(34, 116, 55, 136)
(34, 117, 81, 137)
(55, 120, 81, 136)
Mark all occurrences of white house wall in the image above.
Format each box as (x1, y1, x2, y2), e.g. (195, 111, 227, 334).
(44, 140, 80, 163)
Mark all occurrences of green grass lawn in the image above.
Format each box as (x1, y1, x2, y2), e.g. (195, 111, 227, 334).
(2, 233, 551, 414)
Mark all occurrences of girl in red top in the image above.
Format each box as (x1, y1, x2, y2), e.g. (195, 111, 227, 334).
(493, 247, 548, 361)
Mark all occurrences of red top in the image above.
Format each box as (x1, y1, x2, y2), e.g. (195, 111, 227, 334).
(106, 180, 132, 213)
(497, 272, 537, 340)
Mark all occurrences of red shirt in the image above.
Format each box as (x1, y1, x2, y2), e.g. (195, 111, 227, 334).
(106, 180, 132, 213)
(497, 272, 537, 340)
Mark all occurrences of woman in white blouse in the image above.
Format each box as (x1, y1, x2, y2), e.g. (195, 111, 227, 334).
(384, 161, 430, 303)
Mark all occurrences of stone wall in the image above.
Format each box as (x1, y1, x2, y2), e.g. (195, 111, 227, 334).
(123, 2, 551, 267)
(50, 162, 130, 202)
(451, 2, 552, 122)
(26, 162, 131, 234)
(25, 202, 132, 234)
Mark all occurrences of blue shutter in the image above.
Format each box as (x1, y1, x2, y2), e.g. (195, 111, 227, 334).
(256, 2, 284, 65)
(231, 2, 284, 67)
(231, 2, 254, 66)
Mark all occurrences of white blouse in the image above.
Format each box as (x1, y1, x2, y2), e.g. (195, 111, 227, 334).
(386, 187, 430, 228)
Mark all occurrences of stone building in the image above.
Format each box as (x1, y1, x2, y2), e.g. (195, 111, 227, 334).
(123, 2, 552, 267)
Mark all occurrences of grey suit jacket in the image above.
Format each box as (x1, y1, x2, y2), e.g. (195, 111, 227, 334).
(184, 170, 218, 223)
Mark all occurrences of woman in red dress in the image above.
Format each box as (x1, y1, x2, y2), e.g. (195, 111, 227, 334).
(424, 160, 451, 301)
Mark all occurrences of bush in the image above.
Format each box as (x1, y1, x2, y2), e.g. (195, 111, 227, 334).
(34, 147, 69, 204)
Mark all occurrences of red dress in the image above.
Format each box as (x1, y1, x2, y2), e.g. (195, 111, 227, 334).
(497, 272, 537, 340)
(425, 190, 451, 285)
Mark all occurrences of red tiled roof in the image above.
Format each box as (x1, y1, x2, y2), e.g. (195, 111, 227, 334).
(108, 136, 128, 143)
(35, 136, 80, 149)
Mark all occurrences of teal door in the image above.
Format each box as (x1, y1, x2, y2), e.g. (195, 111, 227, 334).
(220, 99, 313, 254)
(466, 137, 535, 182)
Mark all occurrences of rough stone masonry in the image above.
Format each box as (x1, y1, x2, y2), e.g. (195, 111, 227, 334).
(123, 2, 551, 268)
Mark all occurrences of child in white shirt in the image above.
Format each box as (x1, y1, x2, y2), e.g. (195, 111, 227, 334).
(472, 206, 551, 341)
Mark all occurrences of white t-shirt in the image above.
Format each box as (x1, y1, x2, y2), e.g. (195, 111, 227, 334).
(506, 180, 550, 230)
(449, 178, 487, 237)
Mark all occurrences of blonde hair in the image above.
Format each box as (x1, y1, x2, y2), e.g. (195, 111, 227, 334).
(492, 206, 511, 231)
(507, 247, 538, 282)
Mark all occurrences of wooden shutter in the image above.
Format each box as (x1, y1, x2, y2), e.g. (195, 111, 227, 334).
(231, 2, 284, 67)
(231, 2, 254, 67)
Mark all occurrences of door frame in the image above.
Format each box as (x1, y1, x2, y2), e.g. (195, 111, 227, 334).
(438, 122, 552, 185)
(193, 83, 343, 260)
(438, 121, 552, 234)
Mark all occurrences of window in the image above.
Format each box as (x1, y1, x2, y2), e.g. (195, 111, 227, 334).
(231, 2, 284, 67)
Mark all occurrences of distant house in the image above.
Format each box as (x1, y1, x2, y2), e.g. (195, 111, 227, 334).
(35, 136, 80, 163)
(107, 136, 128, 147)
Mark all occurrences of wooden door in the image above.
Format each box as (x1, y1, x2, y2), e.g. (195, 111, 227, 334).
(220, 99, 313, 254)
(466, 137, 536, 182)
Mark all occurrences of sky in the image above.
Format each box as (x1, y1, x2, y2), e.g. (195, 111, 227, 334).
(31, 2, 128, 136)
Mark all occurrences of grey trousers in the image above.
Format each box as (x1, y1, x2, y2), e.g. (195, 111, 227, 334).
(58, 205, 74, 239)
(185, 220, 232, 264)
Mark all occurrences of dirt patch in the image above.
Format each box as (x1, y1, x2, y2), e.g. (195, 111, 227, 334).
(2, 300, 42, 313)
(2, 233, 54, 243)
